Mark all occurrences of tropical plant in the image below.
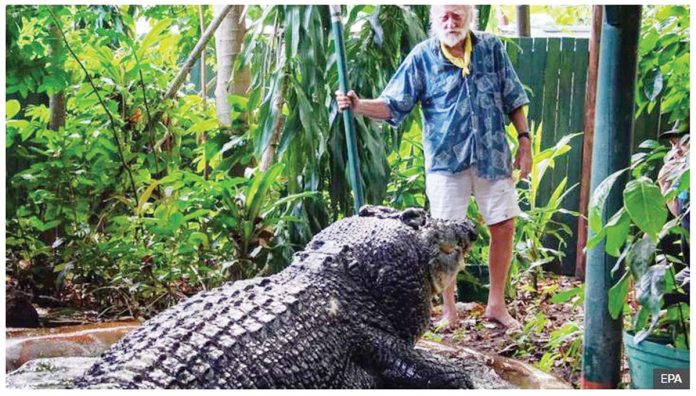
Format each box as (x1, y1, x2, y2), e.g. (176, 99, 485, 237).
(238, 5, 430, 213)
(5, 5, 313, 316)
(589, 139, 689, 348)
(635, 5, 690, 129)
(6, 4, 440, 316)
(384, 118, 426, 209)
(508, 122, 581, 294)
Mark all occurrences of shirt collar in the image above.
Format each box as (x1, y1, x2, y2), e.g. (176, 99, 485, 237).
(469, 30, 480, 46)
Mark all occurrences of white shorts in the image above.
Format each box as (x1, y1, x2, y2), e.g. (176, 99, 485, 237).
(426, 167, 521, 225)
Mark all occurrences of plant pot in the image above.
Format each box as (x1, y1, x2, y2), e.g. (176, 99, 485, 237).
(623, 331, 690, 388)
(457, 264, 489, 303)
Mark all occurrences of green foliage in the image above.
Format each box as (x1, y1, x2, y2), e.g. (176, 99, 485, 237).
(239, 5, 429, 223)
(538, 322, 583, 374)
(5, 5, 303, 316)
(5, 4, 436, 316)
(510, 123, 580, 292)
(635, 5, 690, 128)
(589, 139, 689, 347)
(623, 178, 667, 240)
(498, 5, 592, 29)
(384, 120, 426, 209)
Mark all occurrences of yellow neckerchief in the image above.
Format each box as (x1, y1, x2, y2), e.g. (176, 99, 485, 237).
(440, 31, 473, 77)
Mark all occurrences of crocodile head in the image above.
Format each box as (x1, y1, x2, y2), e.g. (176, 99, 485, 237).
(422, 218, 478, 295)
(354, 206, 477, 342)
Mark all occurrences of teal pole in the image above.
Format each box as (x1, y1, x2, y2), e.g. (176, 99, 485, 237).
(329, 5, 365, 214)
(582, 5, 641, 389)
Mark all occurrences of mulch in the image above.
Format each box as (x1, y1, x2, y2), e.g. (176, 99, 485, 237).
(428, 274, 629, 388)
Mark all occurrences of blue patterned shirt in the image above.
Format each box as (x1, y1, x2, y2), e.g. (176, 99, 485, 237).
(379, 32, 529, 180)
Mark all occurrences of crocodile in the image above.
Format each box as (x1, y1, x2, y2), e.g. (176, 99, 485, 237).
(74, 205, 477, 389)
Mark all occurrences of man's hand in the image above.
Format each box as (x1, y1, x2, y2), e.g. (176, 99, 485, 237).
(514, 138, 532, 179)
(334, 91, 392, 120)
(335, 90, 360, 112)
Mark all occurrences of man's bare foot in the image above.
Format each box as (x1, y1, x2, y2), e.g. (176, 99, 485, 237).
(484, 306, 520, 329)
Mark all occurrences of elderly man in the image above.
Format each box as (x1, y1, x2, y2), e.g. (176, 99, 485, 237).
(336, 5, 531, 329)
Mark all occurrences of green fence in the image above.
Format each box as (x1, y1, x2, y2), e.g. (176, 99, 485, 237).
(505, 36, 665, 275)
(505, 36, 588, 275)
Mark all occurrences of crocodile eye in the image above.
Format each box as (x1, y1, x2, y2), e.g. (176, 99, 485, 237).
(439, 243, 455, 254)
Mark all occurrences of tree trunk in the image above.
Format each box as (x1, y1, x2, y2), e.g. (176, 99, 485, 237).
(259, 25, 287, 172)
(48, 24, 66, 131)
(163, 5, 233, 100)
(575, 5, 603, 280)
(214, 5, 248, 126)
(516, 6, 531, 37)
(146, 5, 233, 133)
(199, 5, 209, 180)
(229, 6, 250, 97)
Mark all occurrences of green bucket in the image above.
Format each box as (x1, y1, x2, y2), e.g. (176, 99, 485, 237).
(623, 331, 690, 388)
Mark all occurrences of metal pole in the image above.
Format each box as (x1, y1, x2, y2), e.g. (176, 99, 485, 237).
(516, 6, 531, 37)
(575, 5, 603, 280)
(582, 5, 641, 389)
(329, 5, 364, 214)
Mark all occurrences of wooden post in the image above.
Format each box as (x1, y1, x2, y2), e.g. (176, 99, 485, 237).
(582, 5, 641, 389)
(575, 6, 603, 280)
(516, 6, 531, 37)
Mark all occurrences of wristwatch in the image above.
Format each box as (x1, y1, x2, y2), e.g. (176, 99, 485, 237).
(517, 131, 531, 141)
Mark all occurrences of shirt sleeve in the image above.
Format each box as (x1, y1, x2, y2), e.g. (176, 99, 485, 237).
(494, 37, 530, 114)
(378, 51, 424, 128)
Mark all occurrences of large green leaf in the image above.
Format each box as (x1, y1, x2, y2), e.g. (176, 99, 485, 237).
(263, 191, 319, 217)
(604, 208, 631, 257)
(608, 271, 630, 320)
(585, 227, 606, 250)
(634, 264, 668, 343)
(623, 177, 667, 240)
(476, 5, 491, 30)
(137, 18, 171, 58)
(6, 99, 20, 119)
(626, 237, 656, 281)
(643, 69, 663, 101)
(588, 168, 628, 234)
(246, 163, 284, 221)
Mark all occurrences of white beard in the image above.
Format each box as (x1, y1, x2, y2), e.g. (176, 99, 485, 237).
(436, 27, 469, 48)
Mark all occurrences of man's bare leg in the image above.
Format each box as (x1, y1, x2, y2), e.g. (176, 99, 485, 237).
(485, 217, 520, 328)
(436, 280, 459, 329)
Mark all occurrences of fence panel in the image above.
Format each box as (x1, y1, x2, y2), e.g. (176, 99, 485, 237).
(506, 36, 585, 275)
(506, 35, 664, 275)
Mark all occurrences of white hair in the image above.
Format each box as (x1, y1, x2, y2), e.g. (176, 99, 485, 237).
(429, 5, 478, 38)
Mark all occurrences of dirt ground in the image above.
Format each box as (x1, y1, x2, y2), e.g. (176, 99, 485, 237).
(428, 275, 628, 388)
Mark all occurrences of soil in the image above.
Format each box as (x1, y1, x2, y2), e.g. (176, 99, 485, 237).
(428, 274, 629, 388)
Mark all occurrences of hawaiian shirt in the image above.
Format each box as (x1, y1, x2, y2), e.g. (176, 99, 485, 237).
(379, 32, 529, 180)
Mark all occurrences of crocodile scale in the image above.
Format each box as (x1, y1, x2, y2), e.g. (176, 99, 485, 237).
(74, 206, 477, 389)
